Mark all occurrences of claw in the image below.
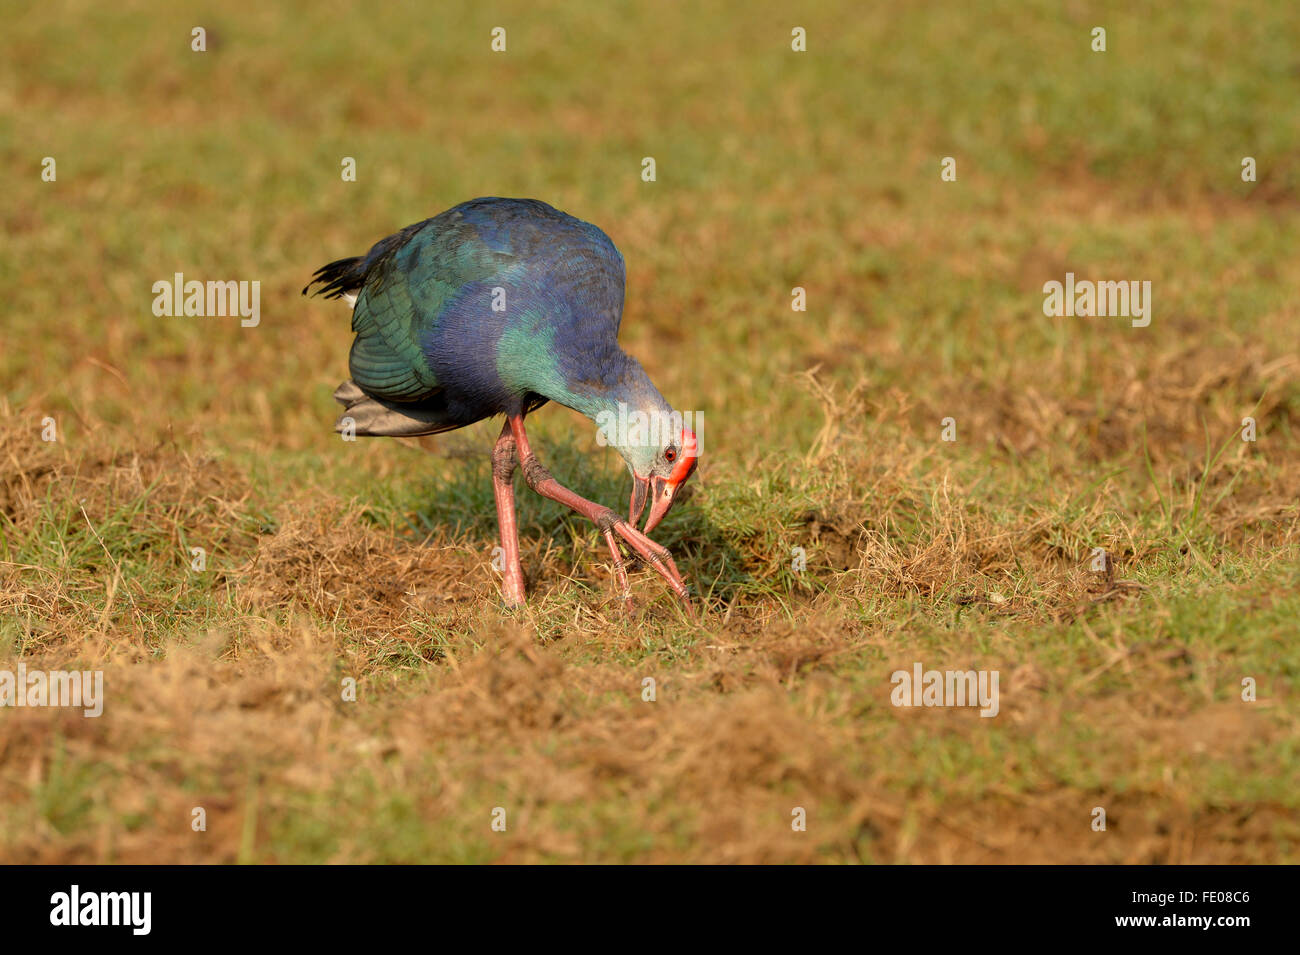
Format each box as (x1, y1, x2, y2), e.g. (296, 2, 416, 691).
(609, 518, 694, 617)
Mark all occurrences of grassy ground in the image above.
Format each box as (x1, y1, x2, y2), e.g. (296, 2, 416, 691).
(2, 0, 1298, 863)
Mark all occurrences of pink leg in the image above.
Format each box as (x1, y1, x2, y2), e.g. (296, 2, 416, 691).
(491, 420, 527, 606)
(507, 414, 693, 613)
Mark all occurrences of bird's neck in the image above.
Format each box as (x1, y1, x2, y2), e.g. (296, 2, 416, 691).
(561, 353, 674, 463)
(565, 357, 668, 421)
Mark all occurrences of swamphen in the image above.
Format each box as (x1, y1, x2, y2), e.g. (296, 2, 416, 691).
(304, 197, 698, 611)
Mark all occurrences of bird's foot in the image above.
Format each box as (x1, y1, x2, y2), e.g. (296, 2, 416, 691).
(499, 588, 527, 611)
(597, 510, 694, 618)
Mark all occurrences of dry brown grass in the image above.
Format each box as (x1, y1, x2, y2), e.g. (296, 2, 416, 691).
(3, 607, 1293, 863)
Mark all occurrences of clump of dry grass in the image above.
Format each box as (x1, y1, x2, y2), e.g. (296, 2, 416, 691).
(239, 504, 484, 636)
(927, 347, 1299, 465)
(1, 400, 256, 652)
(0, 401, 245, 541)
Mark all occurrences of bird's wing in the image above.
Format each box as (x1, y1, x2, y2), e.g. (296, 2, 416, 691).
(335, 216, 511, 403)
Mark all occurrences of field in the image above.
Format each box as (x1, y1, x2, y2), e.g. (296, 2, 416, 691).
(2, 1, 1298, 863)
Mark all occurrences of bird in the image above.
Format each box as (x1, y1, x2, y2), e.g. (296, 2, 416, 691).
(304, 197, 698, 611)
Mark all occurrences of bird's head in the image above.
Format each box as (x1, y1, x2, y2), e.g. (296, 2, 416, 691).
(625, 427, 699, 534)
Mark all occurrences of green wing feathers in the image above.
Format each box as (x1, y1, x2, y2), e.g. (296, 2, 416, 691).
(348, 244, 447, 402)
(345, 222, 509, 403)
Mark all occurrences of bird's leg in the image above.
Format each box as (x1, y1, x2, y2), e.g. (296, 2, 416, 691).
(490, 420, 528, 606)
(507, 414, 693, 612)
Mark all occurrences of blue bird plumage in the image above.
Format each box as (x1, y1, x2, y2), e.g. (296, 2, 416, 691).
(307, 198, 670, 461)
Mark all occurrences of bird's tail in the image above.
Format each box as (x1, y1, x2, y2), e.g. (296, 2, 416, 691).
(303, 221, 427, 300)
(332, 380, 463, 437)
(302, 255, 369, 300)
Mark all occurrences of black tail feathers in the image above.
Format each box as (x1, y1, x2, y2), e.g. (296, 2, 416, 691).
(302, 256, 367, 299)
(303, 219, 430, 299)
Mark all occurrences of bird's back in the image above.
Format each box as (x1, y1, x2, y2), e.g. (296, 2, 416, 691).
(309, 198, 627, 429)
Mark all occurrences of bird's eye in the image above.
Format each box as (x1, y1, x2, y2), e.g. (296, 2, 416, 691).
(665, 447, 677, 463)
